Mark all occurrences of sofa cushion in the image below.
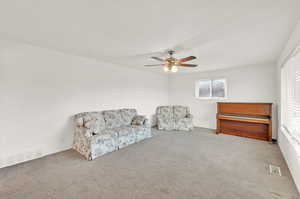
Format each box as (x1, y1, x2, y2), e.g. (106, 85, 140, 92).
(101, 129, 119, 136)
(173, 106, 189, 120)
(132, 125, 152, 142)
(90, 132, 118, 157)
(114, 127, 136, 149)
(120, 109, 137, 126)
(90, 132, 118, 145)
(103, 110, 123, 129)
(85, 120, 103, 135)
(113, 127, 134, 136)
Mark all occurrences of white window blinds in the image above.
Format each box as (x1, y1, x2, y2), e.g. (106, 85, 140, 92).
(281, 49, 300, 144)
(195, 79, 227, 99)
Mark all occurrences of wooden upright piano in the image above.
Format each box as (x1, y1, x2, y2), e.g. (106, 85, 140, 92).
(216, 102, 272, 141)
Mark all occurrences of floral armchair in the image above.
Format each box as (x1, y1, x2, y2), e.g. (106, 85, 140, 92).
(156, 106, 194, 131)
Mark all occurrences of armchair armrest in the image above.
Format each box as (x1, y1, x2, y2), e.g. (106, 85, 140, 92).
(176, 115, 194, 131)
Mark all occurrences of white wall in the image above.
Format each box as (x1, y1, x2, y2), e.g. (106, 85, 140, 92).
(0, 39, 168, 168)
(168, 63, 277, 135)
(277, 20, 300, 192)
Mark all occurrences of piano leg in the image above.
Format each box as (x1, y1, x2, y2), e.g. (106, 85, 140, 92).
(268, 121, 272, 141)
(216, 118, 220, 134)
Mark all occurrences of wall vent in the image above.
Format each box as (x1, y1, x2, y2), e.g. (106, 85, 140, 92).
(269, 164, 282, 176)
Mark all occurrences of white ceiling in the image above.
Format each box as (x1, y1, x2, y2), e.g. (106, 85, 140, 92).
(0, 0, 299, 73)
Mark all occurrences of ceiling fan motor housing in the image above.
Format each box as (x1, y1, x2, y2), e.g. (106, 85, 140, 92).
(168, 50, 175, 57)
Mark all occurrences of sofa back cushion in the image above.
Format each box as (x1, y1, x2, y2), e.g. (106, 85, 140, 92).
(74, 112, 106, 134)
(120, 109, 137, 126)
(103, 110, 123, 129)
(173, 106, 189, 120)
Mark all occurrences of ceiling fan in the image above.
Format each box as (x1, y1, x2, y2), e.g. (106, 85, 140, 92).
(144, 50, 197, 72)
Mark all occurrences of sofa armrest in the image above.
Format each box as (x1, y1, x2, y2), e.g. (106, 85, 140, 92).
(75, 126, 95, 138)
(73, 127, 93, 160)
(143, 118, 151, 128)
(132, 115, 150, 128)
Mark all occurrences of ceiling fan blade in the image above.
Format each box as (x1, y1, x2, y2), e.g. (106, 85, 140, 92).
(177, 63, 198, 67)
(178, 56, 196, 63)
(151, 57, 165, 62)
(144, 64, 165, 67)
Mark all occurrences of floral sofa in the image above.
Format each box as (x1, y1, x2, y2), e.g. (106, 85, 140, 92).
(156, 106, 194, 131)
(73, 109, 151, 160)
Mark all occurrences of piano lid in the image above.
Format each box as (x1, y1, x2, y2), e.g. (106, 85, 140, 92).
(217, 102, 272, 117)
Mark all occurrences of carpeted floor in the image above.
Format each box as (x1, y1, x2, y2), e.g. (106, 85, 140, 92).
(0, 128, 299, 199)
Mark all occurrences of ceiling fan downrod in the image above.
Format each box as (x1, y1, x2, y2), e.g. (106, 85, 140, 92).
(168, 50, 175, 58)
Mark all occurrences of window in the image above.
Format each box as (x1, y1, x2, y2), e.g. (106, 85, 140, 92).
(195, 79, 227, 99)
(281, 48, 300, 145)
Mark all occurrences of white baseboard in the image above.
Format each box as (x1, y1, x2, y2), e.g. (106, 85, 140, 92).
(0, 145, 72, 169)
(278, 127, 300, 193)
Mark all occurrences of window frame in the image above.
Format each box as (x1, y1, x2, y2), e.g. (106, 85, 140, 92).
(281, 46, 300, 146)
(195, 78, 227, 100)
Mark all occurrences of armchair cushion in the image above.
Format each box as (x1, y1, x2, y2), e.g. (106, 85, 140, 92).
(176, 118, 194, 131)
(156, 106, 175, 130)
(157, 106, 173, 119)
(157, 117, 175, 130)
(173, 106, 190, 120)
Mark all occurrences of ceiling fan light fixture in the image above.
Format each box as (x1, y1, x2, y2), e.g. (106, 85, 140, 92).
(163, 66, 169, 72)
(171, 65, 178, 73)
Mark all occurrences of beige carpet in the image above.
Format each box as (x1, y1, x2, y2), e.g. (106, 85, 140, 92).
(0, 128, 299, 199)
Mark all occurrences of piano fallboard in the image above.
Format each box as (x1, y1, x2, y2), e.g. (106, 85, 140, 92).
(218, 114, 270, 124)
